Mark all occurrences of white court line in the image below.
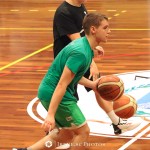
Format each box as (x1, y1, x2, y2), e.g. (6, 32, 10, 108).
(118, 126, 150, 150)
(27, 97, 44, 124)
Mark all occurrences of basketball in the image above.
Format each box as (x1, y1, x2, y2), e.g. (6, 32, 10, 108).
(113, 94, 137, 118)
(97, 75, 124, 101)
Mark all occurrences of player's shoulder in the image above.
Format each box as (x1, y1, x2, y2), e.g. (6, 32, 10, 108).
(71, 37, 85, 45)
(55, 1, 70, 16)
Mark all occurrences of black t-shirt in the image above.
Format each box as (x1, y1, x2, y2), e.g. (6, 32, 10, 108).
(53, 1, 87, 57)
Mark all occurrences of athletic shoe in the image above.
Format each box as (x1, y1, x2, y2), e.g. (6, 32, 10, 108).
(12, 148, 27, 150)
(112, 123, 122, 134)
(112, 118, 142, 135)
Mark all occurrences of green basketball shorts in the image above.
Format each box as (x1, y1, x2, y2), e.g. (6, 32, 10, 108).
(40, 100, 86, 129)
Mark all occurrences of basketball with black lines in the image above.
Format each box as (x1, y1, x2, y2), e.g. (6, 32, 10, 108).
(97, 75, 124, 101)
(113, 94, 137, 119)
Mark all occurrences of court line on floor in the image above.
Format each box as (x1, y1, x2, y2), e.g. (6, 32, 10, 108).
(118, 126, 150, 150)
(0, 44, 53, 71)
(1, 50, 149, 74)
(0, 27, 52, 30)
(27, 97, 44, 124)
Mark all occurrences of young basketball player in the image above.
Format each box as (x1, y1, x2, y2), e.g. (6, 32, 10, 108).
(53, 0, 142, 135)
(13, 12, 111, 150)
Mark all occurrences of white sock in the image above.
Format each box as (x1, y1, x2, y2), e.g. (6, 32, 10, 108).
(107, 110, 122, 125)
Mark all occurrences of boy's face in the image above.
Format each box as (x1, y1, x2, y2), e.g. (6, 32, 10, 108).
(94, 19, 111, 43)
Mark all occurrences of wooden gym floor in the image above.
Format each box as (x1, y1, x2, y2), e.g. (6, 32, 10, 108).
(0, 0, 150, 150)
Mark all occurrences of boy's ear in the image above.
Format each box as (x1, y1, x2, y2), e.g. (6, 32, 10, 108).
(91, 26, 96, 34)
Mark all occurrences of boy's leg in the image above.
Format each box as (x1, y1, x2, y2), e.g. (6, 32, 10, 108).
(54, 102, 89, 150)
(28, 128, 59, 150)
(70, 123, 90, 150)
(28, 128, 73, 150)
(56, 129, 74, 143)
(95, 92, 142, 134)
(13, 102, 88, 150)
(26, 124, 89, 150)
(13, 128, 74, 150)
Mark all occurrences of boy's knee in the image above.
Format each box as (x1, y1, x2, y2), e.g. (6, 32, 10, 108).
(74, 124, 90, 138)
(84, 125, 90, 135)
(83, 126, 90, 138)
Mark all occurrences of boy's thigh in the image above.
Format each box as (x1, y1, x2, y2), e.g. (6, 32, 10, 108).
(55, 102, 86, 129)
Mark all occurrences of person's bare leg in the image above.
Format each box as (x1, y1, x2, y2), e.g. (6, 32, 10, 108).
(27, 129, 58, 150)
(70, 123, 90, 150)
(27, 124, 89, 150)
(54, 129, 74, 148)
(95, 92, 112, 112)
(94, 92, 142, 135)
(95, 92, 120, 124)
(27, 128, 73, 150)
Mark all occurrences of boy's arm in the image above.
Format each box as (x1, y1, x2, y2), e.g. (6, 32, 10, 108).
(78, 76, 99, 91)
(42, 66, 75, 131)
(48, 66, 75, 116)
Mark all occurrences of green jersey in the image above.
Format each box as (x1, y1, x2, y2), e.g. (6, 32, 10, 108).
(38, 37, 94, 104)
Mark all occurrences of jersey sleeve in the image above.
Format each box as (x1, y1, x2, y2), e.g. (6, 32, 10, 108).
(55, 11, 79, 36)
(66, 52, 86, 74)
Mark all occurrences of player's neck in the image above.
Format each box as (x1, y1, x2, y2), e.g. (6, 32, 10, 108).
(66, 0, 82, 7)
(86, 35, 99, 51)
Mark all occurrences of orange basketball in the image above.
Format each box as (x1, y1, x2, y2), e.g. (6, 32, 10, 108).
(97, 75, 124, 101)
(113, 94, 137, 119)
